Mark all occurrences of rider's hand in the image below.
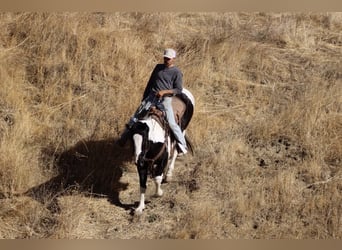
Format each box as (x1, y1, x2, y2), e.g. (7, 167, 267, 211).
(156, 90, 165, 98)
(156, 90, 172, 98)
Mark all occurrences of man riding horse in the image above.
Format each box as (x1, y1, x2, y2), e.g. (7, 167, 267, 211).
(119, 48, 188, 155)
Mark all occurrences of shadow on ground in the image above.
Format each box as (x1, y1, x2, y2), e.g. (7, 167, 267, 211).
(23, 138, 135, 212)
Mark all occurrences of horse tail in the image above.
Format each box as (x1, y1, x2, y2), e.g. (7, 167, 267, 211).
(185, 134, 194, 155)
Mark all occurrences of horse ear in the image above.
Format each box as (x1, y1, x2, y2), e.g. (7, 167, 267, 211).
(133, 122, 146, 131)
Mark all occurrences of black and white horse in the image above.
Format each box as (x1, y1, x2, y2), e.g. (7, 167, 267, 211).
(130, 88, 194, 214)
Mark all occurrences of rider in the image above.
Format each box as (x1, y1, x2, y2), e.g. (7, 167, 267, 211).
(119, 48, 188, 155)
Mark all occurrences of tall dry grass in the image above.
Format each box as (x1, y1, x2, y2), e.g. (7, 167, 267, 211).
(0, 12, 341, 239)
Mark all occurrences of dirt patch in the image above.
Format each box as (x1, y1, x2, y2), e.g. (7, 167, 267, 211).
(248, 135, 309, 170)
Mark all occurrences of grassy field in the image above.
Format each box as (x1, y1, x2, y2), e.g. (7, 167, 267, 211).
(0, 12, 341, 239)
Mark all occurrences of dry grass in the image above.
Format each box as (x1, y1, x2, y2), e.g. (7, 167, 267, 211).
(0, 12, 341, 239)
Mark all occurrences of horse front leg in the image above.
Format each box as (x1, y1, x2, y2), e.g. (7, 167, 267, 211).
(136, 159, 148, 214)
(136, 187, 146, 214)
(133, 134, 147, 214)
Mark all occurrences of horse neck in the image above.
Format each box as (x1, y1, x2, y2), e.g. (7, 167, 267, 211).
(141, 116, 166, 143)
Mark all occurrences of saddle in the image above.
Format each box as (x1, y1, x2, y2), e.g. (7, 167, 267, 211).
(118, 92, 193, 146)
(147, 93, 193, 131)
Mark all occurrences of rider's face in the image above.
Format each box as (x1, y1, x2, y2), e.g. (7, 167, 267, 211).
(164, 57, 174, 67)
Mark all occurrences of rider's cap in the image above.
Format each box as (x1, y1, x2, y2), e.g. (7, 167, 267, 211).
(164, 48, 176, 59)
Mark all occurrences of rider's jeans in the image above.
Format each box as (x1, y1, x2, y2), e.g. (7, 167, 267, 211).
(162, 96, 187, 148)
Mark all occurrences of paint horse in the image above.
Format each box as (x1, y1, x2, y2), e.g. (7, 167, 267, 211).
(129, 88, 194, 214)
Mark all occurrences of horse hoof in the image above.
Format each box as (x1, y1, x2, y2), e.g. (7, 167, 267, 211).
(135, 203, 145, 214)
(135, 207, 144, 215)
(156, 190, 163, 197)
(164, 175, 173, 183)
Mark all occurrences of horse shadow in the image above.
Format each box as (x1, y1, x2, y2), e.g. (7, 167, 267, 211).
(22, 138, 136, 213)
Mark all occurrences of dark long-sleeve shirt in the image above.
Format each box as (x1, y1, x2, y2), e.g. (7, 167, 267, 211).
(142, 64, 183, 100)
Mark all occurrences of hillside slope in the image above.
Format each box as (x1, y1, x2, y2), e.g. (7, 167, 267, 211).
(0, 12, 341, 239)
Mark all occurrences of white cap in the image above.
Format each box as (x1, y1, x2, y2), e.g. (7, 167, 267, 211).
(163, 48, 176, 59)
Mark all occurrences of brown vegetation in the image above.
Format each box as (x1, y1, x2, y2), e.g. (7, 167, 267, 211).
(0, 12, 341, 239)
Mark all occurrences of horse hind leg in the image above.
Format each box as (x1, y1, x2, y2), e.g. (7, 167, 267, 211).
(154, 151, 168, 196)
(135, 187, 146, 214)
(165, 149, 177, 182)
(154, 175, 163, 197)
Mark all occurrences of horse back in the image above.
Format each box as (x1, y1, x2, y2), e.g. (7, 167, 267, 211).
(171, 96, 185, 124)
(172, 92, 194, 131)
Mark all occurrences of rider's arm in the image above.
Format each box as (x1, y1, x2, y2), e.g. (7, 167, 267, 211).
(156, 89, 175, 98)
(157, 68, 183, 98)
